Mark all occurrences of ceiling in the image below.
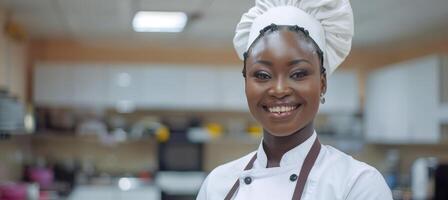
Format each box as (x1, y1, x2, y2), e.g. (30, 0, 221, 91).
(0, 0, 447, 48)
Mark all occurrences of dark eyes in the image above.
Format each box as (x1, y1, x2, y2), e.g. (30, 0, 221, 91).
(252, 70, 309, 81)
(290, 71, 309, 80)
(254, 71, 271, 80)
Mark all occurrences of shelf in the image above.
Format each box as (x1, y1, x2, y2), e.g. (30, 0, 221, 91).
(32, 131, 156, 146)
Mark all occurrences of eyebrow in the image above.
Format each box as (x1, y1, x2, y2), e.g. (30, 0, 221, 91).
(288, 59, 312, 66)
(254, 60, 273, 66)
(253, 59, 311, 67)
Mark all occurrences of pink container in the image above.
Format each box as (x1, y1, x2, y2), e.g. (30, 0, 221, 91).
(0, 184, 27, 200)
(27, 168, 54, 189)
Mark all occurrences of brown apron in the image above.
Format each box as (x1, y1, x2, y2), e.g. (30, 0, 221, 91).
(224, 138, 321, 200)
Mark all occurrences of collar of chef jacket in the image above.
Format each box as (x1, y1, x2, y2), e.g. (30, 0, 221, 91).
(253, 131, 317, 169)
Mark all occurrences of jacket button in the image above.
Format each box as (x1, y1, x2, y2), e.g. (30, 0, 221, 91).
(244, 177, 252, 185)
(290, 174, 298, 182)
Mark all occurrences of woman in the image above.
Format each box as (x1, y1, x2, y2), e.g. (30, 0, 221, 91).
(197, 0, 393, 199)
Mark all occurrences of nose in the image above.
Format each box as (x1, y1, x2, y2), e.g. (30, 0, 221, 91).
(268, 78, 293, 99)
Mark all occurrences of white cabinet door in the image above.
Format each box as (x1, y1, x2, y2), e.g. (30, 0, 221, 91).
(137, 65, 247, 111)
(183, 67, 220, 109)
(35, 64, 109, 108)
(365, 56, 440, 144)
(107, 65, 141, 111)
(365, 66, 410, 143)
(319, 71, 359, 114)
(405, 57, 439, 143)
(72, 65, 108, 107)
(34, 64, 75, 106)
(138, 66, 189, 109)
(217, 68, 247, 111)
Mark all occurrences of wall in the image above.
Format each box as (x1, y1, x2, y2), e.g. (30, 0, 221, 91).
(0, 8, 30, 181)
(0, 9, 28, 101)
(29, 39, 240, 65)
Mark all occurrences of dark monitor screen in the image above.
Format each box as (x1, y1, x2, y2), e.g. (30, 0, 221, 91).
(158, 142, 203, 171)
(435, 164, 448, 200)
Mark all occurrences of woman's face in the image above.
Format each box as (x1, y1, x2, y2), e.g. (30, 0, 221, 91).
(245, 29, 326, 137)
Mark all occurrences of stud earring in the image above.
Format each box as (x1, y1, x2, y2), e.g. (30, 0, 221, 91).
(320, 93, 326, 104)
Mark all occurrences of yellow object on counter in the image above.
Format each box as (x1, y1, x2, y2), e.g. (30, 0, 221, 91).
(156, 126, 170, 143)
(247, 124, 263, 138)
(206, 123, 223, 138)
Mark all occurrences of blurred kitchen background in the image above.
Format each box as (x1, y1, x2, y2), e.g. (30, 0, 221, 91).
(0, 0, 447, 199)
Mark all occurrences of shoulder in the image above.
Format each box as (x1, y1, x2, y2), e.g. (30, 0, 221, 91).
(317, 145, 393, 200)
(208, 151, 257, 180)
(319, 145, 376, 174)
(197, 151, 256, 200)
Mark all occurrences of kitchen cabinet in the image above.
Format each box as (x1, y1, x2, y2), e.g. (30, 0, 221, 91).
(110, 65, 222, 110)
(34, 63, 75, 106)
(183, 67, 220, 109)
(133, 66, 188, 108)
(365, 55, 446, 144)
(106, 65, 144, 111)
(34, 63, 246, 111)
(217, 68, 247, 110)
(73, 65, 108, 107)
(35, 64, 108, 108)
(319, 71, 359, 114)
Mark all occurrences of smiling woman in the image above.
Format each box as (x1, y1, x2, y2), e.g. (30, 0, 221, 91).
(244, 26, 324, 170)
(196, 0, 393, 200)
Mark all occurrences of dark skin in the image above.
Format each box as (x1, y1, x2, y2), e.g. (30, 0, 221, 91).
(244, 28, 327, 168)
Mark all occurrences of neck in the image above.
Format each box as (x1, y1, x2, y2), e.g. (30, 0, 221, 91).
(262, 122, 314, 168)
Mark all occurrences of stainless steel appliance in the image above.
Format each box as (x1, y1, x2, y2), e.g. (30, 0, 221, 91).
(0, 89, 24, 134)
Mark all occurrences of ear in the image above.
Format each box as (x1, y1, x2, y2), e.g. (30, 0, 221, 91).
(320, 72, 327, 95)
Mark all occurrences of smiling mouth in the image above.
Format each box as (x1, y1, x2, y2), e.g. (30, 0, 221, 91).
(262, 104, 300, 114)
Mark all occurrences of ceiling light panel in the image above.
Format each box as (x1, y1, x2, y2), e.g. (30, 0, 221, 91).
(132, 11, 188, 32)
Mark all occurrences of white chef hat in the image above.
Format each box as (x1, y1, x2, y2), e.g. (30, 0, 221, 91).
(233, 0, 354, 75)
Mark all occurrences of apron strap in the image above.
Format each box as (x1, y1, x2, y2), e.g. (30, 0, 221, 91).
(224, 154, 257, 200)
(224, 138, 321, 200)
(291, 138, 321, 199)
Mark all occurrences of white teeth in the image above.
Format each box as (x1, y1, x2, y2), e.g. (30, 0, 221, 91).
(268, 106, 296, 113)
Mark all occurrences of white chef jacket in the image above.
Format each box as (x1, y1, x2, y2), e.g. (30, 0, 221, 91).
(197, 132, 393, 200)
